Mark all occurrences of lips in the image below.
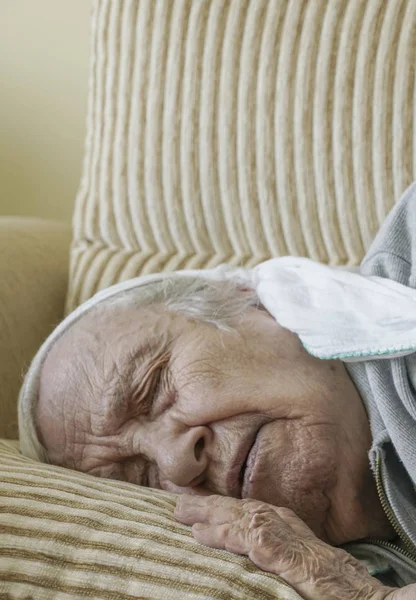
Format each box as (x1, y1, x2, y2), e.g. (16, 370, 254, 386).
(226, 427, 261, 498)
(241, 429, 261, 498)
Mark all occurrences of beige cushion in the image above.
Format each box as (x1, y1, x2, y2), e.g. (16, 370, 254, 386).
(0, 218, 71, 438)
(0, 440, 302, 600)
(67, 0, 416, 313)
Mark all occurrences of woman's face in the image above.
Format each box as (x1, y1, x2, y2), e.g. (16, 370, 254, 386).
(38, 304, 374, 544)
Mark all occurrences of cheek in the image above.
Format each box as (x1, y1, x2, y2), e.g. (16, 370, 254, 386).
(173, 383, 262, 426)
(171, 337, 289, 424)
(252, 421, 338, 534)
(172, 338, 259, 415)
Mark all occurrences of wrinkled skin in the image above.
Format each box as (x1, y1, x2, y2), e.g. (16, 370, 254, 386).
(37, 301, 398, 595)
(175, 494, 399, 600)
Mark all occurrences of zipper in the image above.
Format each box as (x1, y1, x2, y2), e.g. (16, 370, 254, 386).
(361, 455, 416, 562)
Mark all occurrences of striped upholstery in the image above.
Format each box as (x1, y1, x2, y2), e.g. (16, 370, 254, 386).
(0, 440, 302, 600)
(67, 0, 416, 314)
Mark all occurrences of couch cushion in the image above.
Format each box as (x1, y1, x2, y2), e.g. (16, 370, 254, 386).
(0, 218, 71, 439)
(0, 440, 302, 600)
(67, 0, 416, 314)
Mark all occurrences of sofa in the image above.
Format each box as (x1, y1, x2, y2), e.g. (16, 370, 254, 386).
(1, 0, 415, 597)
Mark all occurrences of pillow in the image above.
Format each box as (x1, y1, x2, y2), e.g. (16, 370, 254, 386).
(0, 440, 302, 600)
(67, 0, 416, 314)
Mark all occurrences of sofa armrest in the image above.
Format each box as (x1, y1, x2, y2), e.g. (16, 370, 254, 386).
(0, 217, 71, 439)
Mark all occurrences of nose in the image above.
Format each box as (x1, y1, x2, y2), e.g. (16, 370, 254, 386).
(155, 425, 211, 488)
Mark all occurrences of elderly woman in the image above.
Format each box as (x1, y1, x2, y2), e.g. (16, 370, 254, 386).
(18, 184, 416, 600)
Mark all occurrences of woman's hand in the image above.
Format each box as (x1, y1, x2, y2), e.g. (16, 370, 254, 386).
(174, 494, 397, 600)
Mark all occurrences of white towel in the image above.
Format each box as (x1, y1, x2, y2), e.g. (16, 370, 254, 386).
(248, 257, 416, 362)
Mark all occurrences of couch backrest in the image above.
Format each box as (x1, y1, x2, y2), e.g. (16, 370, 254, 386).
(67, 0, 416, 314)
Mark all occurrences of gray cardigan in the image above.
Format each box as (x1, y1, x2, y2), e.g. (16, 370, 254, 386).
(345, 183, 416, 586)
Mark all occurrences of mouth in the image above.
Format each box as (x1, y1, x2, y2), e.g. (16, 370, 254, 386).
(241, 429, 261, 498)
(238, 451, 251, 489)
(226, 427, 261, 498)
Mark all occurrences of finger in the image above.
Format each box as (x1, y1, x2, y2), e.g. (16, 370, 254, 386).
(175, 495, 317, 545)
(192, 521, 251, 556)
(175, 494, 248, 525)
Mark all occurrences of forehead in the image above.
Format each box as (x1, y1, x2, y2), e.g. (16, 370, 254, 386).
(39, 305, 168, 407)
(49, 303, 203, 403)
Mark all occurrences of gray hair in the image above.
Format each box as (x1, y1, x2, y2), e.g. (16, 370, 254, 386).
(19, 274, 259, 465)
(104, 275, 259, 330)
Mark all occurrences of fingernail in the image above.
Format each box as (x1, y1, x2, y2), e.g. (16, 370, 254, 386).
(193, 523, 209, 531)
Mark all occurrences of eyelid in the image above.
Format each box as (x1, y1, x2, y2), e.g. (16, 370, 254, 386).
(130, 350, 171, 416)
(157, 389, 177, 415)
(152, 367, 176, 416)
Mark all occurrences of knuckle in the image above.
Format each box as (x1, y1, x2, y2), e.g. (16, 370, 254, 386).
(255, 526, 272, 549)
(250, 511, 270, 529)
(244, 500, 271, 515)
(249, 513, 277, 547)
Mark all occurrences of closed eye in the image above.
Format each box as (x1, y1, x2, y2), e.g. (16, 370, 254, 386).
(152, 367, 177, 416)
(128, 349, 171, 417)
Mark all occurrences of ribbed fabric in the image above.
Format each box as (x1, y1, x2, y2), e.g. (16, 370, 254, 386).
(68, 0, 416, 313)
(0, 440, 301, 600)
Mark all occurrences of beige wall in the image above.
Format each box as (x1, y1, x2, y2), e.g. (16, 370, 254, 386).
(0, 0, 91, 223)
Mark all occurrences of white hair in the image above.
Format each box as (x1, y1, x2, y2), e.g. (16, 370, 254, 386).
(104, 275, 259, 330)
(19, 274, 259, 465)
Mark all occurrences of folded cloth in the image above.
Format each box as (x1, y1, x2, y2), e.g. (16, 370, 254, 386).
(249, 256, 416, 362)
